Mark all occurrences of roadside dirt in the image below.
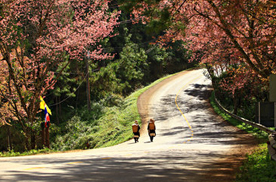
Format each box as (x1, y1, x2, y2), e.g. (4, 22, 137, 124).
(202, 106, 259, 181)
(137, 70, 259, 182)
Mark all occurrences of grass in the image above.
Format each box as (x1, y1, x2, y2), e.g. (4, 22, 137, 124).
(236, 143, 276, 182)
(209, 92, 276, 182)
(0, 148, 54, 157)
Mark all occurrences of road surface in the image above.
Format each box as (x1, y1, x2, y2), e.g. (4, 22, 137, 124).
(0, 69, 257, 182)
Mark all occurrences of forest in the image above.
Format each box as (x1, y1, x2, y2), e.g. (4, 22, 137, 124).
(0, 0, 275, 155)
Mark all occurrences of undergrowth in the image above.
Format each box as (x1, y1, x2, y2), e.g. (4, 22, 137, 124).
(0, 148, 53, 157)
(236, 144, 276, 182)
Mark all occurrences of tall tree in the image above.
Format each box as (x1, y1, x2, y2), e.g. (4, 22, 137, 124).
(115, 32, 148, 94)
(0, 0, 120, 149)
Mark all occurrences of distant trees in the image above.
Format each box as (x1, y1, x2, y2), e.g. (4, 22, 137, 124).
(115, 33, 148, 94)
(0, 0, 120, 149)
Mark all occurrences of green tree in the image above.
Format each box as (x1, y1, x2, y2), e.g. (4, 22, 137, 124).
(115, 32, 148, 95)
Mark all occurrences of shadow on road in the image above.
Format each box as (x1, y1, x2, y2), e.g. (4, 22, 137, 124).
(1, 151, 244, 182)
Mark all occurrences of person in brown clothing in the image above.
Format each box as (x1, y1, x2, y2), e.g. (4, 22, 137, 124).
(147, 119, 156, 142)
(132, 120, 140, 143)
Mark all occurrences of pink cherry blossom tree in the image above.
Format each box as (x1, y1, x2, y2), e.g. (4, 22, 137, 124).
(0, 0, 120, 149)
(129, 0, 276, 92)
(177, 0, 275, 101)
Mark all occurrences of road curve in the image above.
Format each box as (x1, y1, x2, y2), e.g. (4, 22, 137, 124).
(0, 69, 257, 182)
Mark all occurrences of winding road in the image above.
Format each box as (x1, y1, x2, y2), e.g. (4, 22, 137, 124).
(0, 69, 257, 182)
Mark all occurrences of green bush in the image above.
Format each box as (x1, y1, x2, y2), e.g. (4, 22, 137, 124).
(0, 148, 53, 157)
(51, 95, 140, 151)
(236, 144, 276, 182)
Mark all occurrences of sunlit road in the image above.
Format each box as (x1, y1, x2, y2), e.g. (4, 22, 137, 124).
(0, 69, 252, 182)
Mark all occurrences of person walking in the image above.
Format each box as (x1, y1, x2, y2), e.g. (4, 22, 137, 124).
(132, 120, 140, 143)
(147, 119, 156, 142)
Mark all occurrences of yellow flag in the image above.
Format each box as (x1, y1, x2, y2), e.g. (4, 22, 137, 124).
(40, 96, 52, 115)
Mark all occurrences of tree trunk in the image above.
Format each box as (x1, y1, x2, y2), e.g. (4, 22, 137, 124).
(233, 94, 239, 115)
(59, 97, 62, 119)
(7, 125, 12, 151)
(86, 58, 91, 111)
(25, 133, 31, 151)
(41, 127, 45, 148)
(45, 127, 50, 148)
(31, 129, 36, 149)
(56, 97, 59, 125)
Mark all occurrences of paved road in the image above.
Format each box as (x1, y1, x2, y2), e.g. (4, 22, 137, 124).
(0, 69, 253, 182)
